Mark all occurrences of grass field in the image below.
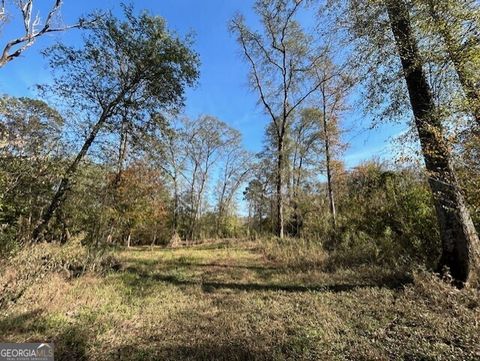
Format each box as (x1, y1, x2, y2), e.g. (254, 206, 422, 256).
(1, 239, 479, 360)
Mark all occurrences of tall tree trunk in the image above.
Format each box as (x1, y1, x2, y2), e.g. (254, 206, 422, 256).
(114, 118, 129, 186)
(172, 175, 179, 234)
(426, 0, 480, 126)
(292, 155, 305, 237)
(32, 110, 110, 241)
(322, 88, 337, 231)
(386, 0, 480, 285)
(277, 138, 285, 239)
(292, 190, 300, 237)
(216, 205, 224, 238)
(188, 163, 199, 241)
(216, 182, 228, 238)
(191, 176, 206, 242)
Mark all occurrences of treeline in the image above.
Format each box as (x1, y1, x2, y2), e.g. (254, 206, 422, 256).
(0, 96, 253, 247)
(1, 0, 480, 286)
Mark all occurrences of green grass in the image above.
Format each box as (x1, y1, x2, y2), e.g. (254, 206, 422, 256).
(1, 239, 479, 360)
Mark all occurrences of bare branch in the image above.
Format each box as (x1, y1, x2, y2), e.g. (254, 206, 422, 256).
(287, 79, 324, 118)
(0, 0, 87, 68)
(232, 18, 280, 135)
(251, 32, 283, 72)
(21, 1, 33, 33)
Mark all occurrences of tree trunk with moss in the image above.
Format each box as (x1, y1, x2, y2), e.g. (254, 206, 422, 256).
(386, 0, 480, 285)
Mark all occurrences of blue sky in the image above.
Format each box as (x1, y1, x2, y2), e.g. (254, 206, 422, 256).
(0, 0, 406, 167)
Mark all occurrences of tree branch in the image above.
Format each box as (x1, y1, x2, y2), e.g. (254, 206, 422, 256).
(0, 0, 88, 67)
(233, 19, 280, 135)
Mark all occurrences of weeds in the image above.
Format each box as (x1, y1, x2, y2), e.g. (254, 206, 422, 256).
(257, 237, 327, 270)
(0, 240, 478, 360)
(0, 238, 119, 308)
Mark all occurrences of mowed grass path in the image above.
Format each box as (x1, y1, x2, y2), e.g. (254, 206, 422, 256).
(1, 239, 479, 360)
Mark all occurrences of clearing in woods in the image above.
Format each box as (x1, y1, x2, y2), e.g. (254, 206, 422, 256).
(1, 239, 479, 360)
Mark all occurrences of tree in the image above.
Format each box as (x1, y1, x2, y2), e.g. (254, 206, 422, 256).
(314, 57, 351, 233)
(108, 162, 168, 247)
(384, 0, 480, 285)
(32, 6, 199, 240)
(181, 116, 238, 240)
(0, 0, 87, 67)
(417, 0, 480, 127)
(0, 96, 64, 242)
(244, 165, 272, 236)
(231, 0, 327, 238)
(289, 109, 322, 236)
(147, 119, 188, 236)
(340, 0, 480, 284)
(215, 131, 252, 237)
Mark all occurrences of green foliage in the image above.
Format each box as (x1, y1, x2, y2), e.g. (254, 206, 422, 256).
(16, 5, 201, 243)
(60, 161, 171, 247)
(105, 163, 170, 246)
(43, 5, 200, 120)
(247, 159, 441, 271)
(0, 96, 66, 250)
(457, 134, 480, 229)
(334, 162, 440, 269)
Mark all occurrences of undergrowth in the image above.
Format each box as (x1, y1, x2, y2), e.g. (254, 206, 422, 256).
(257, 237, 327, 270)
(0, 238, 119, 308)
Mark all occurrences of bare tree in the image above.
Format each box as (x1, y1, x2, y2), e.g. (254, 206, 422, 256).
(0, 0, 86, 67)
(182, 116, 238, 240)
(162, 125, 186, 236)
(314, 59, 352, 232)
(146, 118, 188, 235)
(231, 0, 328, 238)
(215, 131, 252, 237)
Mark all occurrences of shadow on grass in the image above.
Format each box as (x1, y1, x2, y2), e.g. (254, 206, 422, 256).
(122, 265, 412, 295)
(119, 257, 279, 279)
(0, 310, 299, 361)
(109, 342, 277, 361)
(163, 260, 278, 272)
(0, 310, 295, 361)
(0, 309, 44, 337)
(0, 310, 89, 361)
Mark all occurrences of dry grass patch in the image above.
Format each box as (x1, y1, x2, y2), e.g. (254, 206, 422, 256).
(0, 239, 479, 360)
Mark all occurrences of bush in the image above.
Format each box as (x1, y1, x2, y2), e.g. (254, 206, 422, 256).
(258, 237, 327, 270)
(326, 229, 408, 271)
(0, 238, 119, 308)
(333, 162, 441, 270)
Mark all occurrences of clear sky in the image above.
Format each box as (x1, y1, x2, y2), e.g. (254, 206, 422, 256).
(0, 0, 406, 167)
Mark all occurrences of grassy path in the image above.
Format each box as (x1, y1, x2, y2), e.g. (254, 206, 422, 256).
(1, 239, 479, 360)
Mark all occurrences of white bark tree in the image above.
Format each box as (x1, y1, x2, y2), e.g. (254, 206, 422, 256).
(0, 0, 87, 67)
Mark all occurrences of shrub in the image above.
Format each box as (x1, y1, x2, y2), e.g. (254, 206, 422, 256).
(334, 162, 441, 270)
(0, 238, 119, 308)
(258, 237, 327, 270)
